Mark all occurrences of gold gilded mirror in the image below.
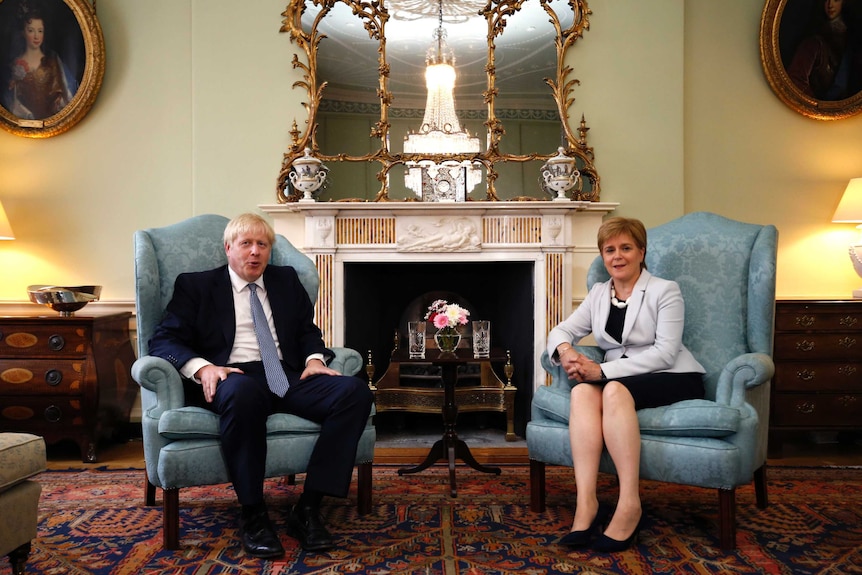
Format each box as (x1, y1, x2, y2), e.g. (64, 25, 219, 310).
(277, 0, 600, 202)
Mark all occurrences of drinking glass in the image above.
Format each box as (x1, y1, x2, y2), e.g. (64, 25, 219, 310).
(472, 320, 490, 359)
(408, 321, 426, 359)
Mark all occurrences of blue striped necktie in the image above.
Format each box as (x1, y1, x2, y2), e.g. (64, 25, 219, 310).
(247, 283, 290, 397)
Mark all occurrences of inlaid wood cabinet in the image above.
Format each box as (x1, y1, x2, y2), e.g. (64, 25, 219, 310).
(0, 312, 137, 462)
(770, 299, 861, 456)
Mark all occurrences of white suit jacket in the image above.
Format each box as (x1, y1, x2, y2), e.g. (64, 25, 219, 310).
(546, 270, 705, 380)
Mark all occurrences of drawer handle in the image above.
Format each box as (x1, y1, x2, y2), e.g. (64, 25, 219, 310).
(45, 369, 63, 386)
(839, 316, 859, 328)
(795, 315, 815, 328)
(796, 402, 816, 414)
(838, 336, 857, 349)
(795, 369, 815, 381)
(838, 365, 858, 377)
(44, 405, 62, 423)
(796, 339, 815, 352)
(838, 395, 858, 407)
(48, 334, 66, 351)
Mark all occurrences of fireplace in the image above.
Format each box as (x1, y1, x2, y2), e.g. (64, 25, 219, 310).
(344, 260, 534, 435)
(260, 201, 616, 438)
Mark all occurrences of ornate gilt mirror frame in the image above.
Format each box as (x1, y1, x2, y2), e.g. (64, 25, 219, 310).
(276, 0, 601, 202)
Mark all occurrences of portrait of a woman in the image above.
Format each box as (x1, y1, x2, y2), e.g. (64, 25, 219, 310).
(1, 0, 80, 120)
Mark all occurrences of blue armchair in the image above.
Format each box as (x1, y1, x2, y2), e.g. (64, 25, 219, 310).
(526, 212, 777, 550)
(131, 214, 375, 550)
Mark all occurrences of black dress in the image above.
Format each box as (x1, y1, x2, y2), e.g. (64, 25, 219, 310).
(586, 302, 704, 410)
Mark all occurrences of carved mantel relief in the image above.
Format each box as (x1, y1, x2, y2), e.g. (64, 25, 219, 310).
(396, 217, 482, 252)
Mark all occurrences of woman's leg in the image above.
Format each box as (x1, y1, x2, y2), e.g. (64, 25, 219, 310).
(600, 380, 642, 540)
(568, 383, 605, 531)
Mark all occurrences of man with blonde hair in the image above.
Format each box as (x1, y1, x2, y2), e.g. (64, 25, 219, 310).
(149, 213, 373, 557)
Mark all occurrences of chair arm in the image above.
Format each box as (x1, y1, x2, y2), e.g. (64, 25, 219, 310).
(329, 347, 363, 377)
(714, 352, 775, 407)
(131, 356, 186, 419)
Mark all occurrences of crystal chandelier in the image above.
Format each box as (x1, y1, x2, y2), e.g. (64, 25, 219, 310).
(403, 0, 481, 200)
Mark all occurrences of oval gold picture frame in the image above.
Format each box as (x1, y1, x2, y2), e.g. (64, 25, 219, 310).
(0, 0, 105, 137)
(760, 0, 862, 121)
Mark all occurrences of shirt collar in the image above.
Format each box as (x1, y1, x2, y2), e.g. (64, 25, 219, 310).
(227, 266, 264, 293)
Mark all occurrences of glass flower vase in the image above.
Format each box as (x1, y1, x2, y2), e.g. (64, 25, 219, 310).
(435, 326, 461, 354)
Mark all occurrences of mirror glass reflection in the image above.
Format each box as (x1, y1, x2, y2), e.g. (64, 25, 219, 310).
(287, 0, 598, 202)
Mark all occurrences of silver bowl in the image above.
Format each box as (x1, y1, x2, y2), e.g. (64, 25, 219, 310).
(27, 285, 102, 316)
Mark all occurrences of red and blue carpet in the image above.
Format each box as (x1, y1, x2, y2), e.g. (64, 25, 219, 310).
(2, 465, 860, 574)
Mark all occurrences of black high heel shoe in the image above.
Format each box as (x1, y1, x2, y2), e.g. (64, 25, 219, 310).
(592, 515, 643, 553)
(558, 505, 609, 548)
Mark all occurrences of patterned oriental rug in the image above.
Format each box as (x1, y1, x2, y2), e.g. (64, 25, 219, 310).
(2, 465, 860, 575)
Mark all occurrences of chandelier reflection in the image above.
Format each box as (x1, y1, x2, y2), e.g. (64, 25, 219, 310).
(402, 0, 481, 201)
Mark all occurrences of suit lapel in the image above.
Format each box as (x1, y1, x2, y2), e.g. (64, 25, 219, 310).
(213, 267, 236, 349)
(621, 270, 651, 342)
(263, 268, 290, 344)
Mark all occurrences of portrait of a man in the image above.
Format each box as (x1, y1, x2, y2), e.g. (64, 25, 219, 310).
(779, 0, 862, 101)
(0, 0, 85, 120)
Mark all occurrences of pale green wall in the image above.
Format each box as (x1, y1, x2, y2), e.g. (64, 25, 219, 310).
(685, 1, 862, 298)
(0, 0, 859, 302)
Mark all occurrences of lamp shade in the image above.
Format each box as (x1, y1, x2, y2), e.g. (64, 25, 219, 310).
(832, 178, 862, 223)
(0, 200, 14, 240)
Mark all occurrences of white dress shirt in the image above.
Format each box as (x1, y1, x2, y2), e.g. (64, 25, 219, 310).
(180, 267, 324, 381)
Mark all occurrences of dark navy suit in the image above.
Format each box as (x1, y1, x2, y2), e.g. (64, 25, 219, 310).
(148, 264, 373, 505)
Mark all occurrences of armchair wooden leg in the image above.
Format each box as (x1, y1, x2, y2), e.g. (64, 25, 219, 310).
(530, 459, 546, 513)
(163, 487, 180, 550)
(754, 465, 768, 509)
(357, 462, 372, 515)
(145, 469, 156, 507)
(718, 487, 736, 550)
(7, 541, 31, 575)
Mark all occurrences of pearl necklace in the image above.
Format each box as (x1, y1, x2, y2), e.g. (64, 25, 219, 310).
(610, 284, 628, 309)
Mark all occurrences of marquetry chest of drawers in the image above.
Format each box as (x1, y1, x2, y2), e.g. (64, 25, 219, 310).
(0, 312, 137, 462)
(770, 299, 861, 456)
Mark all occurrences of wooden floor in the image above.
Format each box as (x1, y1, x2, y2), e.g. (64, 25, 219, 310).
(44, 429, 862, 470)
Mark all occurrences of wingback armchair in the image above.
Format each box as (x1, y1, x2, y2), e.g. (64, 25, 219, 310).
(526, 212, 777, 550)
(131, 214, 375, 550)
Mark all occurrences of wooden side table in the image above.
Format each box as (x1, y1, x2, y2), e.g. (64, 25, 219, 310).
(373, 347, 517, 442)
(389, 348, 509, 496)
(0, 311, 137, 462)
(770, 299, 861, 456)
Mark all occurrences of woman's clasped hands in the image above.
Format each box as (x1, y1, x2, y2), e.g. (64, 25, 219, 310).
(557, 345, 603, 382)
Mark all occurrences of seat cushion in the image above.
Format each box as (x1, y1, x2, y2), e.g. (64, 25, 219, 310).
(533, 387, 740, 438)
(0, 433, 46, 491)
(158, 407, 323, 440)
(637, 399, 741, 438)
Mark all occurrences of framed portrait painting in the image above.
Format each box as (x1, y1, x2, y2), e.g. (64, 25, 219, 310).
(760, 0, 862, 120)
(0, 0, 104, 137)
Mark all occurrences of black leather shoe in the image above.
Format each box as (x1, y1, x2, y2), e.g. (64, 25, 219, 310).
(286, 503, 335, 551)
(558, 504, 609, 548)
(240, 511, 285, 559)
(592, 514, 643, 553)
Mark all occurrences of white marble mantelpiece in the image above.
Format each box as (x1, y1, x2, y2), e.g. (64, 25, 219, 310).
(260, 201, 617, 390)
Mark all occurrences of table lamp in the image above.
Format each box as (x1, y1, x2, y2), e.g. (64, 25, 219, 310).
(832, 178, 862, 298)
(0, 200, 14, 240)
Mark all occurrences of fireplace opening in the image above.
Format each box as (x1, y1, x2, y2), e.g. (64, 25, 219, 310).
(344, 261, 534, 438)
